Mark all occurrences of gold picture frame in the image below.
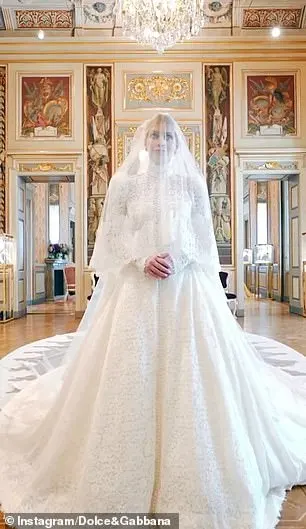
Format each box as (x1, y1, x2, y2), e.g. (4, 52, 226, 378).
(243, 69, 300, 138)
(17, 72, 73, 141)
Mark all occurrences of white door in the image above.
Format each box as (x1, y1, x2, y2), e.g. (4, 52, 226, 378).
(288, 175, 301, 314)
(26, 184, 34, 304)
(17, 176, 26, 316)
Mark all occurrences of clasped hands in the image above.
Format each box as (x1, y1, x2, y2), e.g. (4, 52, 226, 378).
(144, 253, 174, 280)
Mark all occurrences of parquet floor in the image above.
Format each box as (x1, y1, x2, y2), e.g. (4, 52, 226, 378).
(26, 298, 76, 315)
(0, 298, 305, 527)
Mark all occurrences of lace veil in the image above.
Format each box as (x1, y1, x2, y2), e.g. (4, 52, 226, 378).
(90, 112, 220, 282)
(66, 113, 222, 365)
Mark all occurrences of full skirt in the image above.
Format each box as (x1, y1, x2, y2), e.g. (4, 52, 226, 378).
(0, 263, 306, 529)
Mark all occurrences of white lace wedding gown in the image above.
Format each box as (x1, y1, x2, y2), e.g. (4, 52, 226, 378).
(0, 170, 306, 529)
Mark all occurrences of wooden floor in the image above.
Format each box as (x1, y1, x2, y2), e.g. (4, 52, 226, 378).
(0, 297, 305, 527)
(26, 298, 76, 315)
(0, 305, 78, 360)
(241, 297, 306, 357)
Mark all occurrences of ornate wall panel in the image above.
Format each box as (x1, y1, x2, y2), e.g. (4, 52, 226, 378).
(115, 122, 201, 170)
(0, 66, 6, 234)
(85, 65, 112, 261)
(201, 1, 232, 26)
(18, 162, 74, 173)
(83, 1, 115, 27)
(114, 63, 202, 122)
(204, 64, 233, 266)
(124, 72, 193, 110)
(242, 9, 302, 29)
(16, 10, 73, 29)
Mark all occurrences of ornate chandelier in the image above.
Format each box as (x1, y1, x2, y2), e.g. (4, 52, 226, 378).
(114, 0, 206, 53)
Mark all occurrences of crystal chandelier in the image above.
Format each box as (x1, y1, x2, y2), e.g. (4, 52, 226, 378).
(114, 0, 206, 53)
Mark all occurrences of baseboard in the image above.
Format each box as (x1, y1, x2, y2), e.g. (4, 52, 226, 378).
(272, 295, 282, 302)
(14, 309, 26, 319)
(289, 305, 303, 316)
(27, 297, 46, 306)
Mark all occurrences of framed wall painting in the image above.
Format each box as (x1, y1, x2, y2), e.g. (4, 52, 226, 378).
(17, 73, 73, 140)
(244, 71, 299, 137)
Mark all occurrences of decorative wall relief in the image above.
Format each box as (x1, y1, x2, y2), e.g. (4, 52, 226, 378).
(83, 0, 115, 26)
(116, 122, 201, 169)
(201, 0, 232, 25)
(210, 195, 231, 245)
(18, 162, 74, 173)
(20, 74, 72, 138)
(86, 65, 112, 261)
(243, 160, 298, 171)
(242, 8, 302, 29)
(204, 64, 232, 266)
(124, 72, 193, 110)
(87, 196, 105, 247)
(246, 73, 297, 136)
(16, 10, 73, 29)
(116, 124, 137, 168)
(0, 66, 6, 234)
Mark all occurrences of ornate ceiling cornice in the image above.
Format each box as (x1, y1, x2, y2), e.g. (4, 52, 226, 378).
(1, 35, 306, 61)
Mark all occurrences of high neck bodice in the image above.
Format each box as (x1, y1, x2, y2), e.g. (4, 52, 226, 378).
(143, 160, 174, 178)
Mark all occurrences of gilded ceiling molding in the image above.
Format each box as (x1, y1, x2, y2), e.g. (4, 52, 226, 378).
(16, 10, 73, 29)
(1, 38, 306, 62)
(242, 8, 302, 29)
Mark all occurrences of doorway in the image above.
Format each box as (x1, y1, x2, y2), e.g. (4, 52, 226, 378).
(243, 174, 300, 313)
(7, 154, 84, 318)
(17, 176, 76, 315)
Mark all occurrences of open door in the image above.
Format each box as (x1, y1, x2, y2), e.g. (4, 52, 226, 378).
(26, 184, 34, 305)
(16, 176, 26, 316)
(288, 175, 301, 314)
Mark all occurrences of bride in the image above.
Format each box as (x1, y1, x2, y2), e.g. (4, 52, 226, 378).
(0, 113, 306, 529)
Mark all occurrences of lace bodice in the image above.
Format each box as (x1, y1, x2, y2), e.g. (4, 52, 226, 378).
(90, 169, 220, 280)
